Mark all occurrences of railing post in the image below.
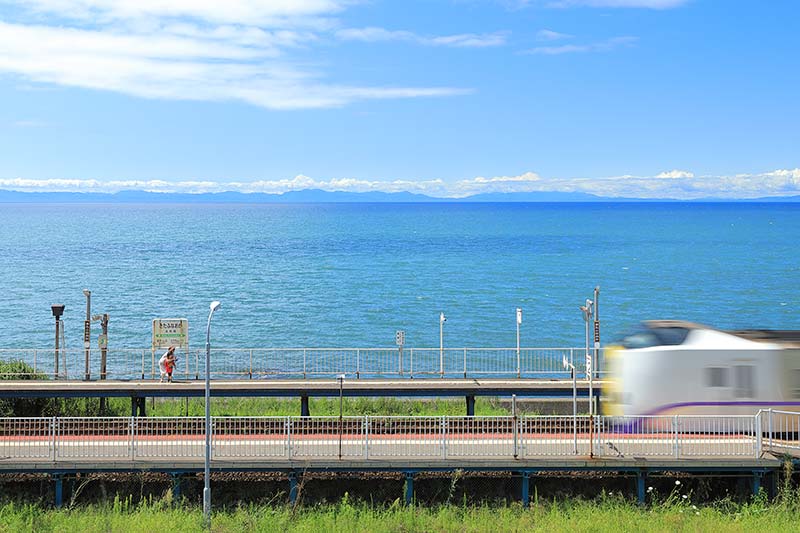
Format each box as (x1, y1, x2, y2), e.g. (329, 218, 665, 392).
(364, 416, 369, 460)
(755, 411, 762, 458)
(33, 350, 37, 375)
(141, 350, 145, 380)
(357, 349, 360, 379)
(51, 416, 57, 462)
(673, 415, 680, 459)
(249, 349, 253, 379)
(463, 348, 467, 379)
(130, 417, 135, 461)
(513, 413, 519, 459)
(441, 417, 447, 460)
(410, 348, 414, 379)
(768, 408, 773, 451)
(303, 350, 307, 379)
(286, 417, 292, 459)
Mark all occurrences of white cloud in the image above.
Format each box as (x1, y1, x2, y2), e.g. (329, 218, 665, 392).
(0, 1, 474, 109)
(0, 19, 468, 109)
(525, 36, 636, 54)
(2, 169, 800, 199)
(655, 170, 694, 179)
(536, 29, 572, 41)
(335, 27, 508, 48)
(4, 0, 348, 27)
(548, 0, 687, 8)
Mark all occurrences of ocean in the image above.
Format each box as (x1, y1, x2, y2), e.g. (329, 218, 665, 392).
(1, 202, 798, 351)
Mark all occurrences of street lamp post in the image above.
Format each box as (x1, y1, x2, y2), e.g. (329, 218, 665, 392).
(203, 300, 221, 527)
(516, 308, 522, 378)
(51, 305, 65, 379)
(83, 289, 91, 381)
(562, 356, 578, 454)
(338, 374, 345, 459)
(580, 300, 594, 415)
(439, 312, 446, 378)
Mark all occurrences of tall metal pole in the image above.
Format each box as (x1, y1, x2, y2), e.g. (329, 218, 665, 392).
(572, 364, 577, 454)
(593, 286, 600, 381)
(83, 289, 91, 381)
(204, 301, 221, 527)
(439, 312, 446, 378)
(516, 308, 522, 378)
(585, 302, 592, 416)
(338, 374, 344, 459)
(54, 316, 60, 379)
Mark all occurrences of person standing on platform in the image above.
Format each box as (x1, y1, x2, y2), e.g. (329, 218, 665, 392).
(159, 346, 177, 382)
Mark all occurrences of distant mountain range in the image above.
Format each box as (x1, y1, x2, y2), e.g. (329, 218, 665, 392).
(0, 188, 799, 203)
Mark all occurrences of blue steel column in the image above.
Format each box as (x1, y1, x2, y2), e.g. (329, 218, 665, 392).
(301, 396, 310, 417)
(752, 471, 762, 497)
(171, 473, 181, 502)
(520, 472, 530, 508)
(404, 472, 414, 505)
(53, 475, 63, 508)
(466, 396, 475, 417)
(289, 472, 298, 504)
(637, 471, 646, 505)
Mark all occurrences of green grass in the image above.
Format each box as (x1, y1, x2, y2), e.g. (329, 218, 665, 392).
(2, 492, 800, 533)
(101, 396, 509, 417)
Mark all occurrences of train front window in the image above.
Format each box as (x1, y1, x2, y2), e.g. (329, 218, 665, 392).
(620, 325, 690, 349)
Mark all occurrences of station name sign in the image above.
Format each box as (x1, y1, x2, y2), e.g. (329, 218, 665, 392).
(152, 318, 189, 349)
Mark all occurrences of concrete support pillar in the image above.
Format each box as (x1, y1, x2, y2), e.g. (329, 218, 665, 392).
(466, 396, 475, 417)
(53, 475, 63, 508)
(171, 473, 181, 502)
(288, 472, 298, 504)
(301, 396, 310, 417)
(752, 471, 762, 497)
(404, 472, 414, 505)
(131, 397, 137, 417)
(520, 472, 530, 508)
(636, 471, 646, 505)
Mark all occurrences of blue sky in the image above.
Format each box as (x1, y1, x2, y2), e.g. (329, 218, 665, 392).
(0, 0, 798, 199)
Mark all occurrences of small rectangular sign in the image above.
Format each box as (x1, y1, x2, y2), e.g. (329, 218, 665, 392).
(152, 318, 189, 349)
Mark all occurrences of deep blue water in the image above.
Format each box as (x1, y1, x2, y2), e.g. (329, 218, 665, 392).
(1, 202, 798, 350)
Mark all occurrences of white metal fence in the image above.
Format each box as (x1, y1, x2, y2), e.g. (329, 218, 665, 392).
(0, 347, 600, 380)
(0, 413, 785, 463)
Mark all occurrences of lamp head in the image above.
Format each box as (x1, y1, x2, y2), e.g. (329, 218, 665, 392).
(210, 301, 221, 312)
(82, 289, 91, 297)
(440, 312, 446, 324)
(51, 304, 65, 319)
(337, 373, 346, 380)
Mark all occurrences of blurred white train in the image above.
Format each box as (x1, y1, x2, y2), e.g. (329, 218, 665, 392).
(603, 321, 800, 417)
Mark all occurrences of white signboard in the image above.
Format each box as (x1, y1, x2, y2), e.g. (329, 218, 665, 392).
(152, 318, 189, 349)
(395, 330, 405, 347)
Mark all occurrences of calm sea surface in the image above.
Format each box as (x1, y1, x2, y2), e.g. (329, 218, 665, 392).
(1, 202, 798, 350)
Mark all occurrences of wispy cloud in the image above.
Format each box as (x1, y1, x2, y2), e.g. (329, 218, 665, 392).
(335, 27, 509, 48)
(536, 29, 573, 41)
(524, 36, 637, 54)
(547, 0, 688, 8)
(0, 1, 472, 109)
(3, 169, 800, 199)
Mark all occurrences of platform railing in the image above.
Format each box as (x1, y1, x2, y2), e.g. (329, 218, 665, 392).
(759, 409, 800, 455)
(0, 347, 601, 381)
(0, 414, 770, 463)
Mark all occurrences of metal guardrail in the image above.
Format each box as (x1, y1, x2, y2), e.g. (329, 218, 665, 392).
(0, 414, 773, 463)
(0, 347, 602, 380)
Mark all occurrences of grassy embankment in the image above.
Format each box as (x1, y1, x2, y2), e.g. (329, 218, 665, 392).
(1, 489, 799, 533)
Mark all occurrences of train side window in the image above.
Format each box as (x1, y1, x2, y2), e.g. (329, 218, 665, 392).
(705, 367, 728, 387)
(734, 365, 755, 398)
(793, 369, 800, 399)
